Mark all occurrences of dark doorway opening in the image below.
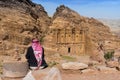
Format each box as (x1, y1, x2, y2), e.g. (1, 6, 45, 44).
(68, 47, 71, 53)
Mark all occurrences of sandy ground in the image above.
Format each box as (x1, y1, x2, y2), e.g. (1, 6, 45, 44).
(62, 71, 120, 80)
(2, 71, 120, 80)
(1, 49, 120, 80)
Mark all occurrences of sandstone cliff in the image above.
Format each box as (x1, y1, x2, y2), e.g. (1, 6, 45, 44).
(51, 5, 119, 52)
(52, 5, 111, 40)
(0, 0, 51, 44)
(0, 1, 119, 55)
(0, 0, 51, 55)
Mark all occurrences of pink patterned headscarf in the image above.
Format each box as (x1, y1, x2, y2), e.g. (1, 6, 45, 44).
(32, 39, 43, 66)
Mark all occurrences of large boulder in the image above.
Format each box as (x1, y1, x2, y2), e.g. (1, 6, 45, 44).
(3, 61, 28, 78)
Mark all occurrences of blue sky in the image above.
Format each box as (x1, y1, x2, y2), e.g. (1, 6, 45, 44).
(32, 0, 120, 19)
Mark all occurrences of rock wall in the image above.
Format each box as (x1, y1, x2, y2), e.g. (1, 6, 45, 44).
(0, 0, 51, 55)
(0, 2, 119, 55)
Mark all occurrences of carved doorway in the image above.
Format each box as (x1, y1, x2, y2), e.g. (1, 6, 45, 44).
(68, 47, 71, 53)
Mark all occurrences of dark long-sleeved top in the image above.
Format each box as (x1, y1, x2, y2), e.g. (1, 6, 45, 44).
(25, 46, 47, 67)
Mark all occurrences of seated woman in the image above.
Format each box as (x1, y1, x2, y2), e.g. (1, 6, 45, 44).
(25, 38, 48, 70)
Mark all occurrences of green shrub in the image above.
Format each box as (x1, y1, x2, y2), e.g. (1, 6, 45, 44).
(61, 55, 76, 61)
(48, 61, 59, 67)
(104, 50, 114, 61)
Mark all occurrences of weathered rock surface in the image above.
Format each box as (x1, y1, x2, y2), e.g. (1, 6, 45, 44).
(81, 69, 96, 74)
(0, 1, 119, 58)
(0, 0, 51, 56)
(3, 61, 28, 77)
(96, 66, 117, 73)
(0, 0, 51, 45)
(52, 5, 113, 42)
(49, 5, 120, 55)
(62, 62, 88, 70)
(106, 61, 119, 68)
